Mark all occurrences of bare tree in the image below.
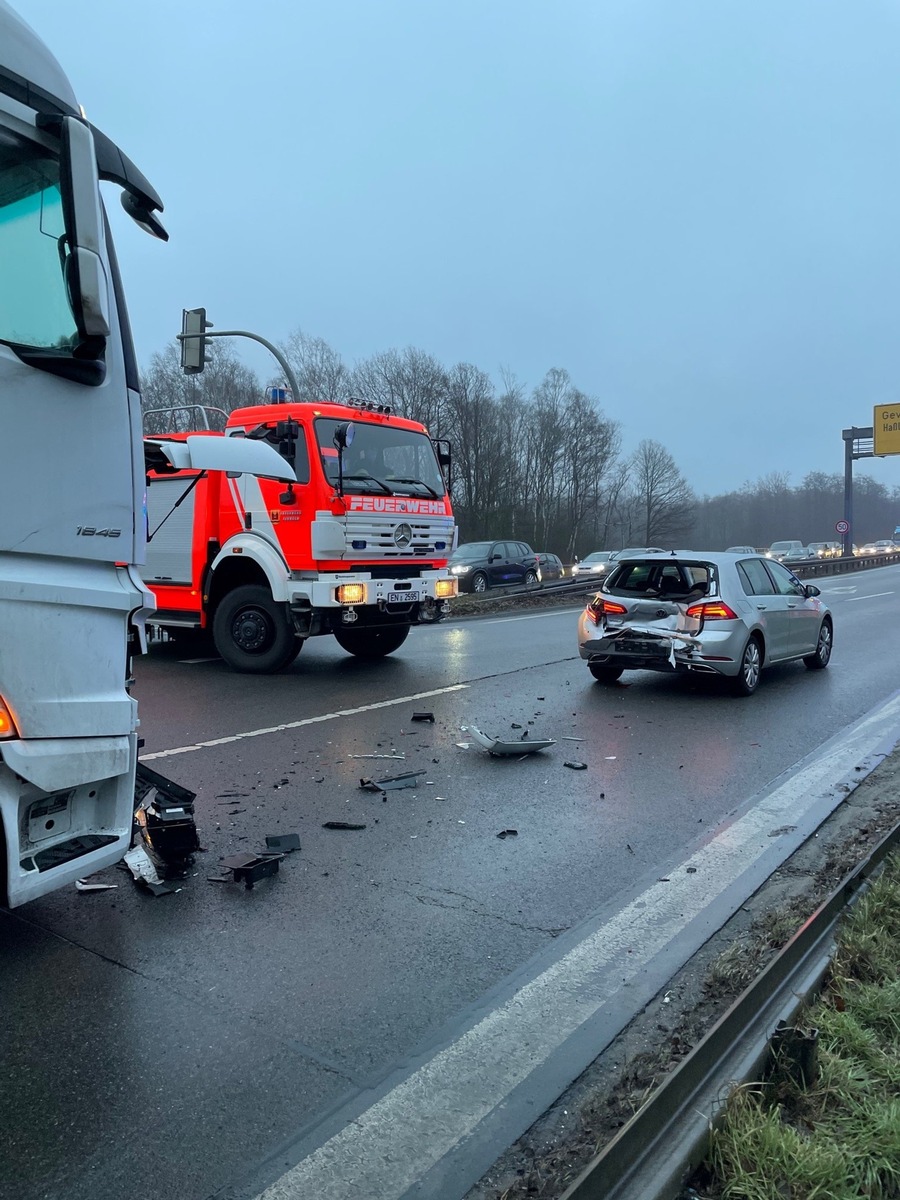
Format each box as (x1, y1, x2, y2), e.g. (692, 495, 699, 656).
(280, 329, 350, 402)
(141, 340, 261, 433)
(628, 439, 694, 545)
(351, 347, 449, 432)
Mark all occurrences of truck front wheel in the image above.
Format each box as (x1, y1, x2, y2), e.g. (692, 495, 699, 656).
(333, 625, 410, 658)
(213, 585, 301, 673)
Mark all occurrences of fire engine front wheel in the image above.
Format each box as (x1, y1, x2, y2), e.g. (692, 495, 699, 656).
(333, 625, 410, 658)
(212, 585, 302, 673)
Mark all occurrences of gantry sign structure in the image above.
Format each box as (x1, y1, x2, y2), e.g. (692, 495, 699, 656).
(840, 407, 900, 557)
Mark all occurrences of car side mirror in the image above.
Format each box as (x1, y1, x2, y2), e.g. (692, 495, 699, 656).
(805, 584, 821, 598)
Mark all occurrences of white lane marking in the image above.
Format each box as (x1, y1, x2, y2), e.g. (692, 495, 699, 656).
(846, 591, 894, 602)
(140, 685, 469, 760)
(178, 657, 219, 664)
(822, 585, 858, 594)
(254, 691, 900, 1200)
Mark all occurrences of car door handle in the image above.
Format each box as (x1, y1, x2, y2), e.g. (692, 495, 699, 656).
(787, 603, 798, 608)
(757, 604, 768, 610)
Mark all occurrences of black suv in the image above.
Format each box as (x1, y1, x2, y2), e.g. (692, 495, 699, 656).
(449, 540, 540, 593)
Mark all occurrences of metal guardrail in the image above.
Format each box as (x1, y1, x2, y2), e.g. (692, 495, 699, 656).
(559, 816, 900, 1200)
(453, 551, 900, 606)
(792, 550, 900, 577)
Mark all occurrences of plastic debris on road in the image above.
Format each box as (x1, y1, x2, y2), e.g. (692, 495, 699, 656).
(220, 851, 283, 889)
(564, 761, 588, 770)
(469, 726, 556, 756)
(359, 770, 426, 792)
(265, 833, 301, 853)
(496, 829, 518, 839)
(322, 821, 367, 831)
(123, 844, 178, 896)
(75, 878, 118, 893)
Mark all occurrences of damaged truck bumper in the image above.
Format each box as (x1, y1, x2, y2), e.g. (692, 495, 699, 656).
(0, 733, 137, 907)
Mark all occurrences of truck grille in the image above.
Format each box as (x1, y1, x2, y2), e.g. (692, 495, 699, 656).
(342, 513, 455, 559)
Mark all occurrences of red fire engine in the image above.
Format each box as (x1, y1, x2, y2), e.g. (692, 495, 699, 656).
(143, 398, 458, 671)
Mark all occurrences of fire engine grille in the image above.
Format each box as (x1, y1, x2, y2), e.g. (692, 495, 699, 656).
(342, 513, 455, 559)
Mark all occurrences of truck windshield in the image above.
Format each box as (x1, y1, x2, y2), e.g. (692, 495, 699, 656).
(315, 418, 445, 497)
(0, 131, 79, 353)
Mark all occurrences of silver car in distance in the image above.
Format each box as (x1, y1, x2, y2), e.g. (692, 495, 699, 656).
(577, 550, 833, 696)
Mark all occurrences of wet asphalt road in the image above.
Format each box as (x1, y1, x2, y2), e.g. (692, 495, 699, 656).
(3, 566, 900, 1200)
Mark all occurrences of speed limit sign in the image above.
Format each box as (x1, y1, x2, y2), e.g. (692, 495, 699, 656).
(835, 519, 850, 534)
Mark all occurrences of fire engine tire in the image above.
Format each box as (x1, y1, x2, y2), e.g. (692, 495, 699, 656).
(212, 586, 300, 673)
(333, 625, 410, 658)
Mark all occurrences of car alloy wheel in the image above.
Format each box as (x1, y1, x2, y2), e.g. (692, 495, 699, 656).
(804, 620, 833, 670)
(732, 636, 762, 696)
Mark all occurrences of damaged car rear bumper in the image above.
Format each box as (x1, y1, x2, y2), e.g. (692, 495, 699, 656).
(577, 620, 742, 678)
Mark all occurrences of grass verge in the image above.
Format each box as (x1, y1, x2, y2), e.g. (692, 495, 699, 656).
(694, 850, 900, 1200)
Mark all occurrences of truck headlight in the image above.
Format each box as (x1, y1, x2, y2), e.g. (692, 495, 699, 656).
(337, 583, 366, 604)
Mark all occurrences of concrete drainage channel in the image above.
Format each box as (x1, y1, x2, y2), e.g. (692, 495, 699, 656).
(558, 813, 900, 1200)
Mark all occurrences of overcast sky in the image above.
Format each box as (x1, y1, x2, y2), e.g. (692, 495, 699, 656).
(19, 0, 900, 499)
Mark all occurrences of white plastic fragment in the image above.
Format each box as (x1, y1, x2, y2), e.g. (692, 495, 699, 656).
(124, 844, 161, 885)
(469, 726, 556, 756)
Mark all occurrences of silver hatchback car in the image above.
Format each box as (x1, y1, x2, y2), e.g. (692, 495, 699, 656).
(577, 551, 833, 695)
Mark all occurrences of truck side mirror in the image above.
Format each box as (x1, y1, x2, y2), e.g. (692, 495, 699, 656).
(58, 116, 110, 345)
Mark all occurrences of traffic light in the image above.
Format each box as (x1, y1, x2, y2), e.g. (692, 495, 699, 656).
(180, 307, 213, 374)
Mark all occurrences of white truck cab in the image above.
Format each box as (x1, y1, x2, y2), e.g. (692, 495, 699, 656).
(0, 2, 169, 905)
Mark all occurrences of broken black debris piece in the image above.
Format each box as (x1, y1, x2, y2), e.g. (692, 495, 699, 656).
(411, 711, 435, 723)
(564, 761, 588, 770)
(145, 880, 178, 897)
(134, 762, 200, 860)
(265, 833, 301, 853)
(359, 770, 425, 792)
(323, 821, 367, 831)
(496, 829, 518, 839)
(220, 851, 283, 889)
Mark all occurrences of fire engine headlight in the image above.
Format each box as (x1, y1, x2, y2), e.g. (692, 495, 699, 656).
(337, 583, 366, 604)
(435, 579, 457, 598)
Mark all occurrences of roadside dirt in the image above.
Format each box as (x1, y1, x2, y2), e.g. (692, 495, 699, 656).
(463, 735, 900, 1200)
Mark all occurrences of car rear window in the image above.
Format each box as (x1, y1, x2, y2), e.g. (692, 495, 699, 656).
(606, 560, 712, 599)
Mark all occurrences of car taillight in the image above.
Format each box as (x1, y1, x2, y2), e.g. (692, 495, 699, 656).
(586, 597, 627, 623)
(686, 600, 738, 620)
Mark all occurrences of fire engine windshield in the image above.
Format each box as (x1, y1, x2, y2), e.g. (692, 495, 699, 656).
(0, 131, 79, 353)
(315, 418, 446, 498)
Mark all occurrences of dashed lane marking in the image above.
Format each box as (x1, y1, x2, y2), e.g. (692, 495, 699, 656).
(846, 591, 894, 602)
(140, 684, 470, 760)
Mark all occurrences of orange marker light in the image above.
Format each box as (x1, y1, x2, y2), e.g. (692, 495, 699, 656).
(0, 698, 18, 738)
